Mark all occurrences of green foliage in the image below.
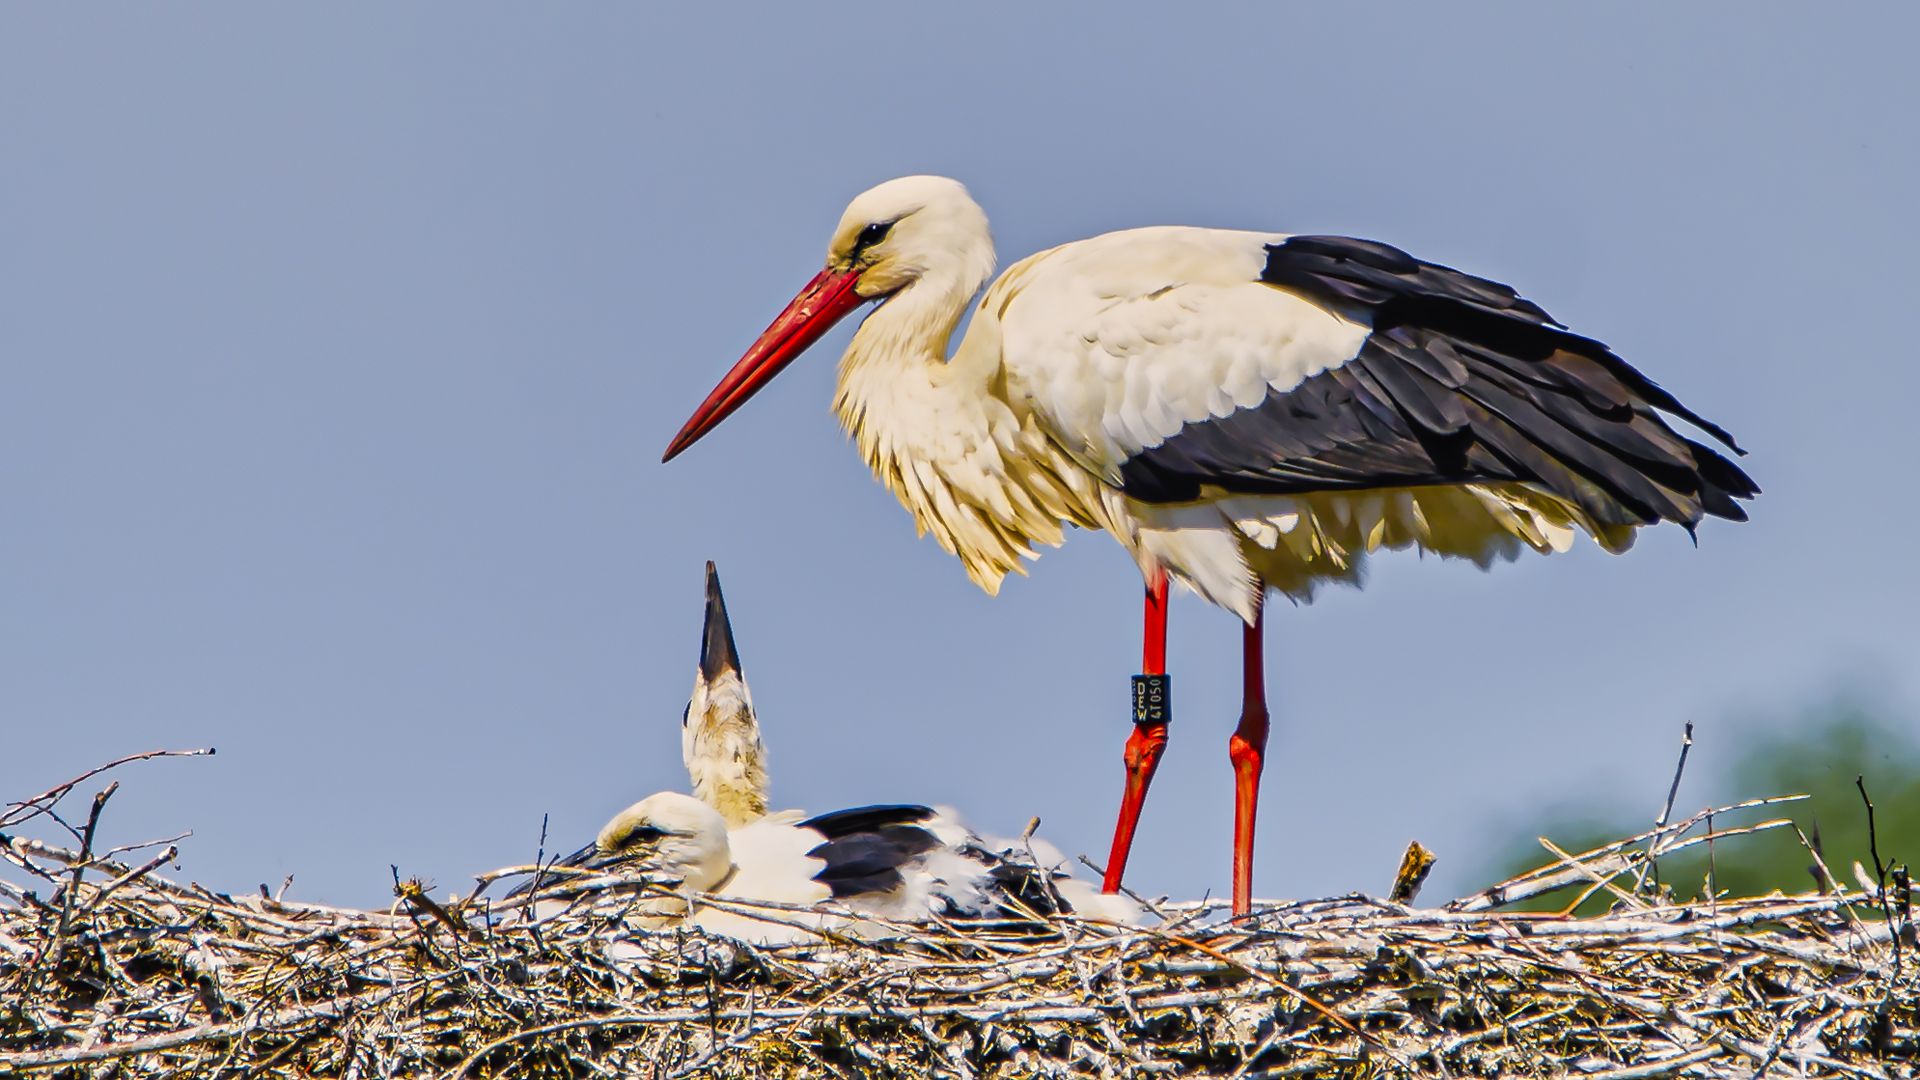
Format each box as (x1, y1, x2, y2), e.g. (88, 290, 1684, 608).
(1482, 698, 1920, 915)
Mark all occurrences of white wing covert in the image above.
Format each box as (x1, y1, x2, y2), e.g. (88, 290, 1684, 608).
(993, 227, 1371, 483)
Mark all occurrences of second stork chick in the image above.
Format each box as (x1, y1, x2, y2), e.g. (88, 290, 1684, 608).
(682, 561, 1037, 923)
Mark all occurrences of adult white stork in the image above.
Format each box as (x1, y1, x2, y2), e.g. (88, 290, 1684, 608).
(663, 177, 1758, 915)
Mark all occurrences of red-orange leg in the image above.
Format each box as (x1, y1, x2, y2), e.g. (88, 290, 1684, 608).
(1140, 566, 1168, 674)
(1228, 592, 1269, 918)
(1103, 568, 1170, 894)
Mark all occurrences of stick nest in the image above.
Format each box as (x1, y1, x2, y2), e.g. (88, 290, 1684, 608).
(2, 754, 1915, 1079)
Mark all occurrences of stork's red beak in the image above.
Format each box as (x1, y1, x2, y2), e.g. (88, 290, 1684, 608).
(662, 267, 868, 462)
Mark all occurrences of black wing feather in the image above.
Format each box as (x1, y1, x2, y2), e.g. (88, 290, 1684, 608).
(798, 804, 935, 839)
(1117, 235, 1758, 530)
(798, 804, 945, 900)
(1355, 344, 1469, 434)
(806, 825, 943, 899)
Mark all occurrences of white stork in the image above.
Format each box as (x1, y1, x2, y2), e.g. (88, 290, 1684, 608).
(661, 177, 1759, 916)
(511, 561, 1139, 942)
(532, 792, 1132, 943)
(681, 560, 769, 829)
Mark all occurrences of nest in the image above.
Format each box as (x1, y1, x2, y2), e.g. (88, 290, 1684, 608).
(3, 752, 1916, 1078)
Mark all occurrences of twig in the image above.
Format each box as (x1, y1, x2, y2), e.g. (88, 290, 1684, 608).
(1451, 797, 1806, 912)
(1538, 836, 1650, 913)
(23, 781, 119, 1001)
(0, 748, 214, 830)
(1855, 775, 1903, 1048)
(1634, 721, 1694, 894)
(100, 831, 192, 859)
(77, 845, 179, 918)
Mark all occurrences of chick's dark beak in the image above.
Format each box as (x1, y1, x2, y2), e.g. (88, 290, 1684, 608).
(700, 561, 742, 683)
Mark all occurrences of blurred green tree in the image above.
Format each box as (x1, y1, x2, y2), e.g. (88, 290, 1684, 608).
(1477, 699, 1919, 914)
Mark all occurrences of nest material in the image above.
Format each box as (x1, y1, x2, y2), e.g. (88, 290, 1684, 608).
(2, 755, 1916, 1079)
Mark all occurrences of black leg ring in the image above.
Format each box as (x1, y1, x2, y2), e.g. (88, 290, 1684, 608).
(1132, 674, 1171, 727)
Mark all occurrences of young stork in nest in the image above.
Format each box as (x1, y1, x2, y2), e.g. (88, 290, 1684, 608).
(514, 563, 1137, 942)
(662, 176, 1759, 914)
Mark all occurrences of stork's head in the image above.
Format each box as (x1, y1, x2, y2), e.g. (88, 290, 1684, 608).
(662, 176, 993, 461)
(592, 791, 733, 893)
(825, 176, 994, 299)
(682, 562, 769, 828)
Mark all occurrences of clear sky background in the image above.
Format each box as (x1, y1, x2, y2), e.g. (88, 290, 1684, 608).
(2, 5, 1915, 910)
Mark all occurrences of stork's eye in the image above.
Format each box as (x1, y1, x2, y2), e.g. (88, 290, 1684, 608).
(854, 220, 894, 253)
(617, 825, 666, 849)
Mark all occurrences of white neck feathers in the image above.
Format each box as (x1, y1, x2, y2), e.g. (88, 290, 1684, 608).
(682, 669, 769, 828)
(829, 266, 1116, 594)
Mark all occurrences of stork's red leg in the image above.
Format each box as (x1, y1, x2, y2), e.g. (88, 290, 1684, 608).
(1103, 567, 1170, 894)
(1228, 592, 1269, 917)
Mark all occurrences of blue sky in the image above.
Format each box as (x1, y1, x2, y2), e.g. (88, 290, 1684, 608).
(2, 4, 1915, 908)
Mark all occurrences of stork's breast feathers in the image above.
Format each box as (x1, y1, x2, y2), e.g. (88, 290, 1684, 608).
(838, 338, 1113, 594)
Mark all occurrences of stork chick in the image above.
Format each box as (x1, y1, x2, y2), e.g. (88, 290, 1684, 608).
(683, 561, 768, 828)
(520, 790, 1111, 943)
